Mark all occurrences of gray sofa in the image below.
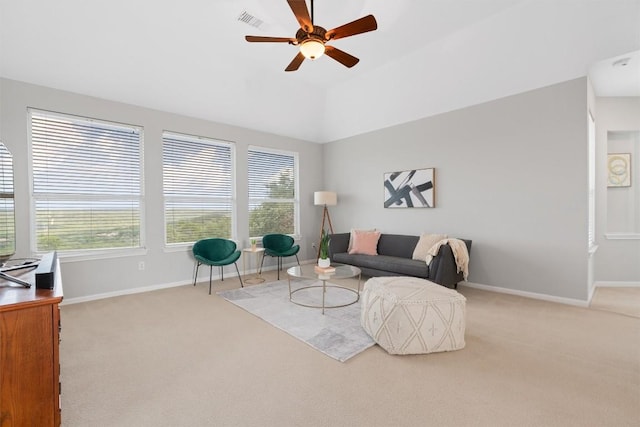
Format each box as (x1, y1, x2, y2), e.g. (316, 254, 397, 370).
(328, 233, 472, 289)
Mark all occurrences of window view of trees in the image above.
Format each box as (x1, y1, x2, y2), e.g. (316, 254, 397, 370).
(249, 170, 295, 236)
(248, 148, 297, 238)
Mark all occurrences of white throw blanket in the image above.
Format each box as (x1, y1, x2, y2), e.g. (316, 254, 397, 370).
(425, 238, 469, 281)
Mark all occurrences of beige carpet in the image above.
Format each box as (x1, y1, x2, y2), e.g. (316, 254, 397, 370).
(590, 287, 640, 318)
(60, 273, 640, 426)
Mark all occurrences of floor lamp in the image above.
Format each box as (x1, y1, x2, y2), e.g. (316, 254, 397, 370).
(314, 191, 337, 259)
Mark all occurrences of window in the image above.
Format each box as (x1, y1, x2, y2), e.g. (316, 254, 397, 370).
(248, 147, 298, 237)
(0, 143, 15, 259)
(162, 132, 235, 245)
(29, 109, 143, 253)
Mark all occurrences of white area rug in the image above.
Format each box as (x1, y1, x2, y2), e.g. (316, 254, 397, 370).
(217, 280, 375, 362)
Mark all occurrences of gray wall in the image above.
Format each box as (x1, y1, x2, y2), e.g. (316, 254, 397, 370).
(324, 78, 590, 301)
(0, 78, 324, 300)
(3, 76, 618, 301)
(594, 96, 640, 284)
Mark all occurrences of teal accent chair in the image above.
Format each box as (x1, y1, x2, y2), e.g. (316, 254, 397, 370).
(259, 234, 300, 280)
(192, 238, 243, 294)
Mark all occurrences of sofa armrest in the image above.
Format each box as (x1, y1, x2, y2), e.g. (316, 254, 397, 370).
(328, 233, 350, 258)
(428, 239, 472, 288)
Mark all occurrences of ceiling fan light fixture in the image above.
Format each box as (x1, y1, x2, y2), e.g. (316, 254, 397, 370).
(300, 38, 325, 60)
(244, 1, 377, 71)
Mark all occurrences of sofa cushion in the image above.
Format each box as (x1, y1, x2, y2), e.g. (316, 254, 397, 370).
(328, 233, 350, 256)
(348, 230, 381, 255)
(334, 253, 428, 278)
(377, 234, 419, 258)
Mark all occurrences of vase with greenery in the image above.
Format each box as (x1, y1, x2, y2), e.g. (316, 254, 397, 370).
(250, 238, 257, 250)
(318, 229, 331, 268)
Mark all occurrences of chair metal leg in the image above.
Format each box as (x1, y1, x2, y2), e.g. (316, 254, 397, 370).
(234, 262, 244, 288)
(295, 254, 300, 266)
(258, 254, 266, 275)
(193, 262, 201, 286)
(276, 257, 281, 280)
(209, 266, 213, 295)
(221, 266, 224, 281)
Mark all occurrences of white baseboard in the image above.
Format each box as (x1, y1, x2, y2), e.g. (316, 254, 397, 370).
(594, 281, 640, 288)
(63, 259, 317, 305)
(67, 261, 603, 309)
(460, 281, 590, 307)
(62, 280, 192, 305)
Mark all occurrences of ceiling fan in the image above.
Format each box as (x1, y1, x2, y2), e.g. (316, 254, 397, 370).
(245, 0, 378, 72)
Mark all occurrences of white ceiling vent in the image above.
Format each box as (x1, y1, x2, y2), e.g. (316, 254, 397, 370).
(612, 57, 631, 67)
(238, 11, 264, 29)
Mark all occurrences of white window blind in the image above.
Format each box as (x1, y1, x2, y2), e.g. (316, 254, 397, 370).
(0, 143, 15, 258)
(162, 132, 235, 244)
(30, 109, 143, 253)
(248, 147, 298, 237)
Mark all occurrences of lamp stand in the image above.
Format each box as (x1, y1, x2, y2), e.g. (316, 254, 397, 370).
(317, 205, 334, 259)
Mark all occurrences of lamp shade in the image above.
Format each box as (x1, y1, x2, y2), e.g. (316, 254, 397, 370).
(314, 191, 337, 206)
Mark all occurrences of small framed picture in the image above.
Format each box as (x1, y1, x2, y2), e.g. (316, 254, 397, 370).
(607, 153, 631, 187)
(384, 168, 435, 208)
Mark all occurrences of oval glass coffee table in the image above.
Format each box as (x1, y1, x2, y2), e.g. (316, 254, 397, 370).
(286, 264, 362, 314)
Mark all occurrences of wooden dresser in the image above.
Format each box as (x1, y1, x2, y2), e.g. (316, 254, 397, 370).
(0, 266, 63, 427)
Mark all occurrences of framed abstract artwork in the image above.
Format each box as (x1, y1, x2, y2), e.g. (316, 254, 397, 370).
(607, 153, 631, 187)
(384, 168, 435, 208)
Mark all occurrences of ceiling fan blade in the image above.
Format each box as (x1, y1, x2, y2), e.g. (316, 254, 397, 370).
(287, 0, 313, 32)
(245, 35, 295, 43)
(325, 15, 377, 41)
(324, 45, 359, 68)
(285, 52, 305, 72)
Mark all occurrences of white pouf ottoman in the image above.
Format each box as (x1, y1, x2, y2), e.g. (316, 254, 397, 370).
(360, 276, 466, 355)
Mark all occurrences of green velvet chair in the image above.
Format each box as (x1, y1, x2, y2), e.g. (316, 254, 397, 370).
(192, 238, 243, 294)
(259, 234, 300, 280)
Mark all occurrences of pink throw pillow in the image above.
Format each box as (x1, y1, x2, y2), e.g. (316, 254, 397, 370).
(347, 228, 376, 252)
(348, 230, 381, 255)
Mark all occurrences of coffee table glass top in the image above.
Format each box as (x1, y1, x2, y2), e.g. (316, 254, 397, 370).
(287, 264, 361, 280)
(286, 264, 362, 314)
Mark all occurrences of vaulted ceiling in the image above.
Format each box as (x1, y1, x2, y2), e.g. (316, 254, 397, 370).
(1, 0, 639, 143)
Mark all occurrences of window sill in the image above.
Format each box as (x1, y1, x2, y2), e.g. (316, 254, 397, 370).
(54, 247, 148, 263)
(164, 235, 302, 253)
(164, 244, 196, 253)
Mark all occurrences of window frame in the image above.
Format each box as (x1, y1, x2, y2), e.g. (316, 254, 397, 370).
(588, 110, 597, 252)
(247, 145, 300, 240)
(27, 108, 146, 260)
(0, 143, 15, 259)
(162, 131, 237, 248)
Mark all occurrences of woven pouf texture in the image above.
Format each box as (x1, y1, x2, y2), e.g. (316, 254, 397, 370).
(360, 276, 466, 355)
